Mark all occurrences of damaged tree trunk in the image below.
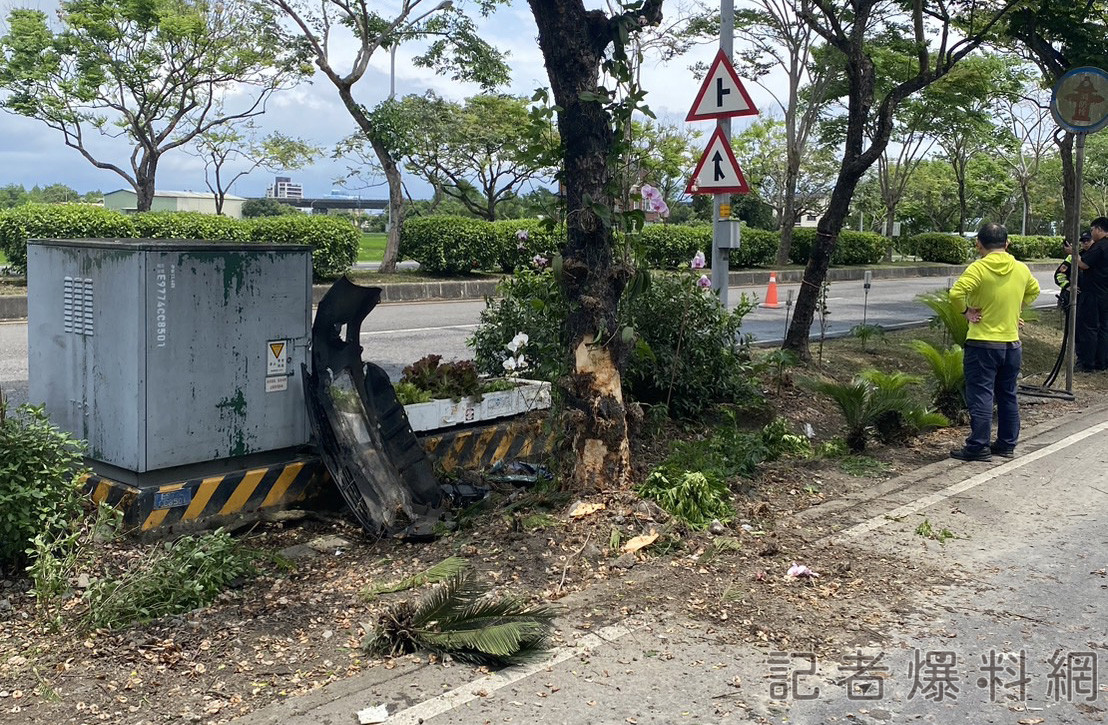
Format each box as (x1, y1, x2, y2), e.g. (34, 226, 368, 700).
(528, 1, 661, 492)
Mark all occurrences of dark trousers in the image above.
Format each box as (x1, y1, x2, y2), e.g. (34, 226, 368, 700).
(963, 343, 1022, 451)
(1075, 287, 1108, 369)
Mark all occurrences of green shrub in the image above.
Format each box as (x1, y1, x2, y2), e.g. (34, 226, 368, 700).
(470, 267, 567, 382)
(0, 204, 136, 274)
(470, 268, 760, 418)
(489, 219, 564, 272)
(909, 233, 971, 264)
(788, 228, 889, 265)
(804, 371, 948, 452)
(911, 341, 966, 423)
(81, 529, 255, 630)
(621, 273, 759, 419)
(248, 214, 359, 280)
(918, 289, 968, 346)
(1008, 234, 1064, 260)
(639, 224, 710, 269)
(132, 211, 249, 241)
(637, 470, 734, 529)
(733, 226, 778, 268)
(0, 404, 87, 569)
(399, 215, 498, 274)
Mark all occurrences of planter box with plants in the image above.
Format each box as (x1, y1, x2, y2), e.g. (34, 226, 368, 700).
(394, 354, 551, 433)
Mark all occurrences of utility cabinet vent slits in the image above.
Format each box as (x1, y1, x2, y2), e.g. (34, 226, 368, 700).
(62, 276, 94, 336)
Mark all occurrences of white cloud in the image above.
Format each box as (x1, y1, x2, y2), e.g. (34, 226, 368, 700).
(0, 0, 779, 200)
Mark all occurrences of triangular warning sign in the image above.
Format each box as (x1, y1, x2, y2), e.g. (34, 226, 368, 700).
(269, 342, 285, 360)
(685, 127, 750, 195)
(686, 49, 759, 122)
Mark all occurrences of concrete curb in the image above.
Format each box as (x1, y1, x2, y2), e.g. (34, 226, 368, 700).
(0, 262, 1060, 321)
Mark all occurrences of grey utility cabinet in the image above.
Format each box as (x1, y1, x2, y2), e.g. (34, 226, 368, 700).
(28, 239, 312, 474)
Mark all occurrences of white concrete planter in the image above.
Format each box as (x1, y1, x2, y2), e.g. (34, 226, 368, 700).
(403, 379, 552, 433)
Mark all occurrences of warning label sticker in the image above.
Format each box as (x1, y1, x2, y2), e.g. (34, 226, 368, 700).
(267, 340, 287, 376)
(265, 375, 288, 393)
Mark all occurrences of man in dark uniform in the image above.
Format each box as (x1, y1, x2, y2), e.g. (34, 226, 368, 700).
(1056, 231, 1091, 309)
(1077, 217, 1108, 371)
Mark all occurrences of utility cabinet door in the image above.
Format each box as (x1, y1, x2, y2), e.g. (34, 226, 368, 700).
(143, 249, 311, 470)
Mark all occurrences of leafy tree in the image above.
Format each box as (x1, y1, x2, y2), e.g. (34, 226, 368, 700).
(896, 161, 960, 234)
(191, 124, 321, 215)
(731, 117, 837, 234)
(929, 55, 1028, 234)
(782, 0, 1022, 360)
(0, 0, 305, 212)
(0, 185, 26, 209)
(526, 0, 664, 491)
(1004, 0, 1108, 240)
(404, 94, 555, 220)
(623, 120, 700, 210)
(996, 88, 1055, 235)
(264, 0, 510, 273)
(731, 0, 836, 264)
(241, 197, 301, 218)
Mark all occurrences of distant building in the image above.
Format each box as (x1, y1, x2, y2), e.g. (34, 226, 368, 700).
(102, 189, 247, 219)
(266, 176, 303, 200)
(795, 212, 821, 228)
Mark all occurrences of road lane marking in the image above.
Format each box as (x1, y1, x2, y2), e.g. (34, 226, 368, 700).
(838, 419, 1108, 539)
(388, 616, 650, 724)
(360, 324, 479, 336)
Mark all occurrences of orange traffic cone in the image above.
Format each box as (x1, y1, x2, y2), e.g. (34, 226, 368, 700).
(760, 272, 783, 309)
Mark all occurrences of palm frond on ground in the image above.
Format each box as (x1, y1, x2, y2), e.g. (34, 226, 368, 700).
(364, 570, 557, 666)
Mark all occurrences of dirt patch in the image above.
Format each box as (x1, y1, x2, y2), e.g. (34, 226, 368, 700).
(1, 318, 1102, 725)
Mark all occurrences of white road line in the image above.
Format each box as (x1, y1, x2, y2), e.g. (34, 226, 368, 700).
(838, 419, 1108, 539)
(360, 324, 479, 336)
(387, 616, 650, 725)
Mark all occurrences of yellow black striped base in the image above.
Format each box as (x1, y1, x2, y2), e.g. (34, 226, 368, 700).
(421, 415, 553, 473)
(85, 457, 328, 537)
(85, 417, 552, 536)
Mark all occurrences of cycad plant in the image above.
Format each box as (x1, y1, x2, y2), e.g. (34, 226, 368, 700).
(364, 570, 556, 666)
(918, 290, 968, 346)
(805, 371, 949, 452)
(911, 340, 966, 422)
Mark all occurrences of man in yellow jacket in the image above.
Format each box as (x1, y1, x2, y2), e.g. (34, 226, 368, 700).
(948, 223, 1040, 461)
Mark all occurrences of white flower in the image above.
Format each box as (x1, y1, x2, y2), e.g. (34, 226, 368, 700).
(507, 332, 529, 354)
(515, 355, 529, 370)
(532, 254, 549, 268)
(691, 251, 706, 270)
(502, 357, 517, 372)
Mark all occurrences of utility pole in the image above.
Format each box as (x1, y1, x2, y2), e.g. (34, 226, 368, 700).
(711, 0, 735, 308)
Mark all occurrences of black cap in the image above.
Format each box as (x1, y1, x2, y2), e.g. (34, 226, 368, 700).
(1081, 231, 1092, 242)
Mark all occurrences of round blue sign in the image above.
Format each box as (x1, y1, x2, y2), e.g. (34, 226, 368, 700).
(1051, 66, 1108, 134)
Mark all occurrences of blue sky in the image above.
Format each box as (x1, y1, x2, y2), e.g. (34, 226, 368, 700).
(0, 2, 772, 200)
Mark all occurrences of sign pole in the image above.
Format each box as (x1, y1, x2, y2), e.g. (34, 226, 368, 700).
(1065, 131, 1087, 393)
(711, 0, 734, 308)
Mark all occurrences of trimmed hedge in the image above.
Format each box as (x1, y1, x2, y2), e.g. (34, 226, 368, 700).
(399, 215, 498, 274)
(132, 211, 249, 241)
(0, 204, 136, 274)
(640, 224, 710, 269)
(1008, 234, 1064, 261)
(733, 227, 778, 268)
(908, 233, 971, 264)
(489, 219, 564, 272)
(248, 215, 359, 280)
(0, 203, 359, 279)
(788, 228, 890, 265)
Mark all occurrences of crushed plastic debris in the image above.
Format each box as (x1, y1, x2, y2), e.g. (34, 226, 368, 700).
(357, 704, 389, 724)
(487, 459, 553, 485)
(785, 562, 819, 580)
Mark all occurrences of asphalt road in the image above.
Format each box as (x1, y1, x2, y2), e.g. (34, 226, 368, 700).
(0, 270, 1059, 411)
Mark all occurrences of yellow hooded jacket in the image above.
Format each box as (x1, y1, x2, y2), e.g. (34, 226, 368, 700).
(949, 251, 1039, 343)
